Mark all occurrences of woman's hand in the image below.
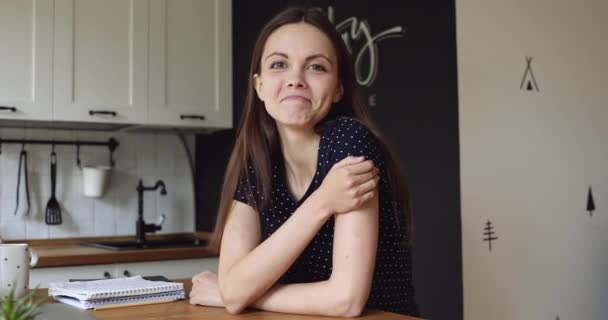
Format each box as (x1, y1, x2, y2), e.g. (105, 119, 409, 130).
(316, 156, 379, 215)
(189, 271, 224, 307)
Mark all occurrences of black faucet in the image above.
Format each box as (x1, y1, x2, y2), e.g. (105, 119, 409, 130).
(136, 179, 167, 245)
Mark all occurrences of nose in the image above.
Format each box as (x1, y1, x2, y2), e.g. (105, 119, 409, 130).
(287, 79, 305, 88)
(286, 71, 306, 88)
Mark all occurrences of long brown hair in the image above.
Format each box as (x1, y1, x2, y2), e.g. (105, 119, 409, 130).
(211, 6, 413, 249)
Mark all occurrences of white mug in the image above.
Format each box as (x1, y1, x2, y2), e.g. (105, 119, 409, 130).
(0, 244, 38, 299)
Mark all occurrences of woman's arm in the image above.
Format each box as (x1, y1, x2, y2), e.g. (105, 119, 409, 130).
(251, 192, 379, 317)
(218, 195, 330, 314)
(218, 157, 377, 314)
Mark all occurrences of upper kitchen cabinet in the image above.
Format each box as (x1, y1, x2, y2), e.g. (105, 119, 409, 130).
(148, 0, 232, 129)
(0, 0, 53, 121)
(53, 0, 149, 124)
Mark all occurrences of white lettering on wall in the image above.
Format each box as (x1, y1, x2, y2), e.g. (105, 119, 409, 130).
(328, 6, 406, 87)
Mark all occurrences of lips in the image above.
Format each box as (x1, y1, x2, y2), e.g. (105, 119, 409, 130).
(281, 95, 311, 103)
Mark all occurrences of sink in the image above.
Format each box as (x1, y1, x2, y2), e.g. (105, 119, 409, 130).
(81, 238, 207, 251)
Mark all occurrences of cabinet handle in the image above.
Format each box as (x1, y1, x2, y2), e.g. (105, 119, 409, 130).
(180, 114, 205, 121)
(103, 271, 112, 279)
(123, 270, 131, 277)
(89, 110, 117, 117)
(0, 106, 17, 112)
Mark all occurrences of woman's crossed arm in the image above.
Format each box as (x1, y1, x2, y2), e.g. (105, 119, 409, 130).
(191, 156, 379, 317)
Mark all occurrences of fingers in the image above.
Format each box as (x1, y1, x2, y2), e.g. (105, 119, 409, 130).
(350, 171, 375, 186)
(356, 174, 380, 196)
(192, 271, 215, 283)
(360, 189, 376, 203)
(344, 159, 375, 175)
(333, 155, 366, 169)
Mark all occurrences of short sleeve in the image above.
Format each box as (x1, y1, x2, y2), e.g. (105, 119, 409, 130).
(233, 165, 259, 208)
(325, 118, 385, 169)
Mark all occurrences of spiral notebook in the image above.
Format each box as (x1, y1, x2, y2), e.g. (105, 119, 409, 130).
(53, 290, 185, 310)
(48, 276, 185, 310)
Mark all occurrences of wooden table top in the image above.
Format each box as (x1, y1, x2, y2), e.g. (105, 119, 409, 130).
(37, 279, 424, 320)
(85, 301, 421, 320)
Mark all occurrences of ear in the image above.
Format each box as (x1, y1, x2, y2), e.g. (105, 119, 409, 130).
(253, 74, 264, 101)
(332, 81, 344, 103)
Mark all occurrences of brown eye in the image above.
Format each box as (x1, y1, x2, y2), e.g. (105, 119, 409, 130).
(308, 64, 327, 72)
(270, 61, 287, 69)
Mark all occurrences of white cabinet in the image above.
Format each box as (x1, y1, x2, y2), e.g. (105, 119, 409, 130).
(52, 0, 149, 124)
(1, 0, 232, 128)
(0, 0, 53, 121)
(148, 0, 232, 129)
(30, 257, 218, 288)
(1, 0, 231, 128)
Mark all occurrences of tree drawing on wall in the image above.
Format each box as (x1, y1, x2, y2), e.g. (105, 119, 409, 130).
(587, 186, 596, 217)
(483, 220, 498, 252)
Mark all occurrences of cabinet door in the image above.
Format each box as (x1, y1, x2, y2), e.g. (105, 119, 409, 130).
(148, 0, 232, 129)
(53, 0, 148, 124)
(116, 258, 218, 280)
(0, 0, 53, 121)
(30, 264, 115, 288)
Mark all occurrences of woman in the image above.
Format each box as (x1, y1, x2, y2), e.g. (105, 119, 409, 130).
(189, 6, 418, 317)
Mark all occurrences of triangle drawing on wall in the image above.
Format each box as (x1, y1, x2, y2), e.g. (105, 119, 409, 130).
(587, 186, 596, 217)
(520, 56, 540, 92)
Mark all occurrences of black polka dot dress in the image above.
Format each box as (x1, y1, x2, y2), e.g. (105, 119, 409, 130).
(234, 118, 419, 316)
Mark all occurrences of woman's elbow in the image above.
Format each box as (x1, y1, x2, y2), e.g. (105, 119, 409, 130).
(341, 300, 366, 318)
(219, 283, 247, 314)
(224, 302, 246, 315)
(222, 294, 247, 314)
(335, 292, 367, 317)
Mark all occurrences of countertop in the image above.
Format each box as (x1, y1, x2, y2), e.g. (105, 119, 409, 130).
(35, 279, 424, 320)
(7, 233, 218, 268)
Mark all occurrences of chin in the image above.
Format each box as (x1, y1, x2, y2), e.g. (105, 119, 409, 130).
(278, 120, 313, 130)
(267, 106, 327, 131)
(274, 115, 317, 130)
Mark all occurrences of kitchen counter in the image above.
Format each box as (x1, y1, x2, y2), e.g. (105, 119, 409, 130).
(8, 233, 217, 268)
(35, 280, 424, 320)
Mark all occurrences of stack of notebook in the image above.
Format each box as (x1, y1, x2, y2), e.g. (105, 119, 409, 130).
(48, 276, 185, 310)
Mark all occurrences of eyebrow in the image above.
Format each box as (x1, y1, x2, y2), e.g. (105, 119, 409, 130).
(263, 51, 334, 65)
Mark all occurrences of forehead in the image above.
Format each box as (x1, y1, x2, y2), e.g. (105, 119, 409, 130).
(262, 22, 337, 60)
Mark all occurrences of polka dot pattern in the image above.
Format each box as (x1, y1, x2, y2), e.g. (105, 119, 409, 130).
(235, 118, 418, 316)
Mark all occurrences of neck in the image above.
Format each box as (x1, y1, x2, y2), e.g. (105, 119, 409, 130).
(277, 125, 320, 192)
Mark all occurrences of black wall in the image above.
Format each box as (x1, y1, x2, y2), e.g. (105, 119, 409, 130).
(196, 1, 461, 319)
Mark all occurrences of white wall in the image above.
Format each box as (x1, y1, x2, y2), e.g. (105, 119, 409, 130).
(0, 128, 195, 240)
(458, 1, 607, 319)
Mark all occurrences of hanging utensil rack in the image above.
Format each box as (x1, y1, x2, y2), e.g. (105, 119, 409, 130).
(0, 137, 119, 168)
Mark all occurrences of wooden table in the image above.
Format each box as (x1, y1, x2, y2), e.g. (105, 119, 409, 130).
(38, 280, 423, 320)
(84, 300, 420, 319)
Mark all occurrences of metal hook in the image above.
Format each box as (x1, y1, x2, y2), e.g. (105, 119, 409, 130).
(108, 138, 119, 167)
(76, 142, 82, 169)
(109, 150, 115, 167)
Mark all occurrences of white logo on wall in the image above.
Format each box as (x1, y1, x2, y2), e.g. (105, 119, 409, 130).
(327, 6, 406, 88)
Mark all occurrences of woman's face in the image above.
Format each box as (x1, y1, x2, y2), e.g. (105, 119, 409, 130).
(254, 22, 343, 130)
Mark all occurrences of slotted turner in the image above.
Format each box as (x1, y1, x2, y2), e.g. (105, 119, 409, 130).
(45, 151, 62, 225)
